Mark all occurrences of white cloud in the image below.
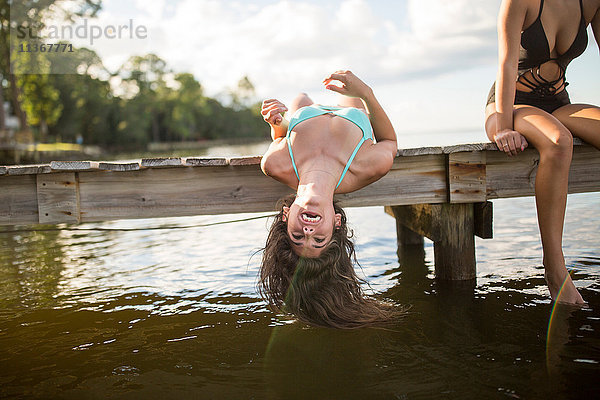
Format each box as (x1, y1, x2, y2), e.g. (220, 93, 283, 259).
(87, 0, 501, 100)
(29, 0, 600, 139)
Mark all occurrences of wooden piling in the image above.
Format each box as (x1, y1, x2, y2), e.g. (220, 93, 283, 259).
(385, 201, 493, 280)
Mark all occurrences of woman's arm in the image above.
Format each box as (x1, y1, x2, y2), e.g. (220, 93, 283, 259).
(323, 70, 397, 154)
(324, 70, 398, 182)
(259, 99, 297, 186)
(495, 0, 527, 135)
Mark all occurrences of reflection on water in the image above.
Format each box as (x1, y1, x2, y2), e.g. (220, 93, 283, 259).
(0, 188, 599, 398)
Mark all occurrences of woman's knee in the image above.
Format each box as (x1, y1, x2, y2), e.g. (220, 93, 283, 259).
(291, 93, 313, 108)
(540, 127, 573, 165)
(513, 108, 573, 163)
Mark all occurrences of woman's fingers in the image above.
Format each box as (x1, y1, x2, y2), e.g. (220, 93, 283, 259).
(324, 70, 371, 99)
(265, 109, 283, 125)
(323, 70, 349, 84)
(497, 138, 511, 155)
(508, 135, 519, 156)
(324, 83, 346, 94)
(496, 130, 528, 156)
(261, 100, 287, 125)
(518, 135, 529, 151)
(323, 70, 352, 93)
(261, 100, 285, 113)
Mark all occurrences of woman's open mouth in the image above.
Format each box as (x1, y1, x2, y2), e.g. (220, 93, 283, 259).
(301, 212, 322, 224)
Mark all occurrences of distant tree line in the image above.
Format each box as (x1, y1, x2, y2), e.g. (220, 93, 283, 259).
(0, 0, 268, 149)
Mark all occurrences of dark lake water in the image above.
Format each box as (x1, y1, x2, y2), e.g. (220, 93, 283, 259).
(0, 143, 599, 399)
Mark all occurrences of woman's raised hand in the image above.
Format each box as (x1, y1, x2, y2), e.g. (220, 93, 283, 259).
(323, 70, 373, 99)
(494, 128, 528, 156)
(261, 99, 288, 126)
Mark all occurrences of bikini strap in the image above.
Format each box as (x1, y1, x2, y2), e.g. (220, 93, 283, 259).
(537, 0, 544, 20)
(286, 135, 300, 182)
(335, 137, 367, 189)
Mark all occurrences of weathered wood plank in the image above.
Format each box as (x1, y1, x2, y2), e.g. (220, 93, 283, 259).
(50, 161, 99, 171)
(486, 144, 600, 199)
(397, 147, 443, 156)
(336, 154, 447, 207)
(141, 158, 185, 168)
(37, 172, 80, 224)
(0, 175, 39, 224)
(98, 162, 141, 171)
(229, 156, 261, 166)
(1, 143, 597, 226)
(443, 143, 487, 154)
(77, 165, 295, 221)
(449, 151, 486, 203)
(486, 148, 539, 198)
(185, 158, 229, 167)
(74, 154, 446, 222)
(6, 164, 52, 175)
(566, 145, 600, 194)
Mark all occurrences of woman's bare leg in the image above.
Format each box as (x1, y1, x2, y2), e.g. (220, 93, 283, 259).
(552, 104, 600, 149)
(338, 95, 367, 112)
(485, 104, 585, 304)
(288, 93, 314, 115)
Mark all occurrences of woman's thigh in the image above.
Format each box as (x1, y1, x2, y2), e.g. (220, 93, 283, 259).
(485, 103, 573, 152)
(552, 103, 600, 149)
(289, 93, 314, 115)
(337, 95, 366, 111)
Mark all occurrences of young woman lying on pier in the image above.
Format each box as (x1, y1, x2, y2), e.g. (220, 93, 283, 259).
(485, 0, 600, 305)
(258, 70, 400, 328)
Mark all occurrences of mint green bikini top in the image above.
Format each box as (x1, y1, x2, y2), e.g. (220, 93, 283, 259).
(286, 105, 374, 188)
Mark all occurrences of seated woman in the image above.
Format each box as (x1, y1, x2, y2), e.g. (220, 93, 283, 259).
(485, 0, 600, 305)
(258, 70, 400, 328)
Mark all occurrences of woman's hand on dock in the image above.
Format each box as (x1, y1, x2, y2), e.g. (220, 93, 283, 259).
(261, 99, 288, 127)
(494, 129, 528, 156)
(323, 70, 373, 100)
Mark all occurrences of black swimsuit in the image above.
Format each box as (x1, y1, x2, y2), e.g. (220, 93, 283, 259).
(487, 0, 588, 113)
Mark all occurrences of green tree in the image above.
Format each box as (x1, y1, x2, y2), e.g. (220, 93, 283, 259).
(0, 74, 5, 132)
(1, 0, 102, 134)
(230, 75, 256, 111)
(167, 72, 205, 141)
(12, 49, 61, 141)
(118, 54, 169, 143)
(47, 46, 112, 144)
(19, 73, 62, 141)
(49, 72, 112, 145)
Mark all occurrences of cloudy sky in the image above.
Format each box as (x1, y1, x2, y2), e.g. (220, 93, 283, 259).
(59, 0, 600, 146)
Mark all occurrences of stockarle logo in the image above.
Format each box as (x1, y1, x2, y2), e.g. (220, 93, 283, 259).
(10, 2, 149, 75)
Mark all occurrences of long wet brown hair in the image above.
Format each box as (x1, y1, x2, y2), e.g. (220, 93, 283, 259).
(258, 195, 401, 329)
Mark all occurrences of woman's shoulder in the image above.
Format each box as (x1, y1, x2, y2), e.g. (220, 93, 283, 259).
(261, 139, 296, 181)
(341, 142, 396, 187)
(501, 0, 536, 14)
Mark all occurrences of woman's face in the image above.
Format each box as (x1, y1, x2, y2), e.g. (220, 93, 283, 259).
(283, 201, 341, 258)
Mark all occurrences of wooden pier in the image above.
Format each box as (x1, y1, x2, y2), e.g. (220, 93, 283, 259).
(1, 139, 599, 280)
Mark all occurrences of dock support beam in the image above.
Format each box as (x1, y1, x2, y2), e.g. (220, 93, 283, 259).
(385, 202, 493, 280)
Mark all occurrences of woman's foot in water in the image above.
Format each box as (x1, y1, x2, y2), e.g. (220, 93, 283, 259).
(544, 266, 586, 306)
